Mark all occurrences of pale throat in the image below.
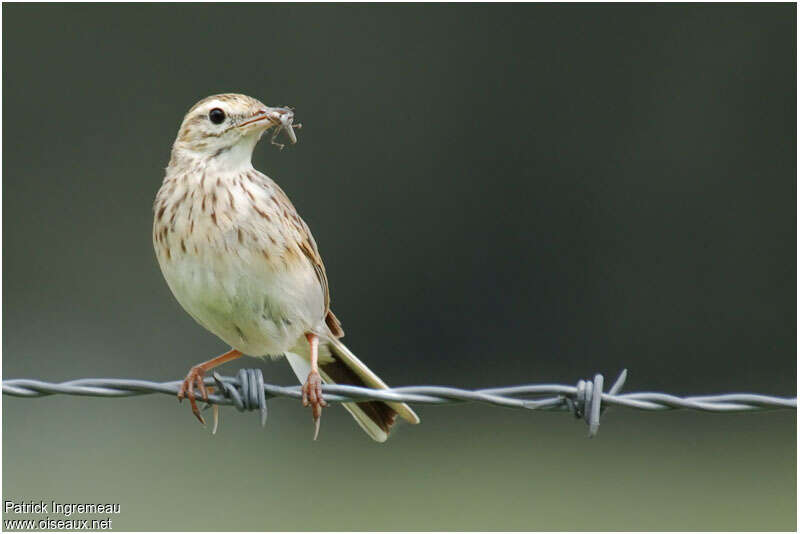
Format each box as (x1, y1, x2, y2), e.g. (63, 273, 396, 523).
(174, 131, 264, 174)
(205, 134, 261, 173)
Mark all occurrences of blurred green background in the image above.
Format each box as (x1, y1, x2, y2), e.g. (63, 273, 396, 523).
(3, 3, 795, 531)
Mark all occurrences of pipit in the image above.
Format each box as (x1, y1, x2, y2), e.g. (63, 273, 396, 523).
(153, 94, 419, 441)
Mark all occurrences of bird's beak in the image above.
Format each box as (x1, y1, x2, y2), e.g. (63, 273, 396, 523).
(237, 107, 293, 130)
(238, 106, 300, 148)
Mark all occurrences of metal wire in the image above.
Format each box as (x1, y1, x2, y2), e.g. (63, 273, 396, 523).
(2, 369, 795, 437)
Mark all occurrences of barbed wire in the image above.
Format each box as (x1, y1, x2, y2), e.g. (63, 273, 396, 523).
(2, 369, 796, 437)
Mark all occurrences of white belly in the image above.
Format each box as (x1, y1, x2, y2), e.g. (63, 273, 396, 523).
(156, 223, 326, 357)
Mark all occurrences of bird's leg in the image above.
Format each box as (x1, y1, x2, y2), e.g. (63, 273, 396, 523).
(178, 349, 242, 425)
(301, 332, 328, 440)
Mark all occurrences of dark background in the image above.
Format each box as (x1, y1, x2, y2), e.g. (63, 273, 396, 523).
(3, 3, 796, 530)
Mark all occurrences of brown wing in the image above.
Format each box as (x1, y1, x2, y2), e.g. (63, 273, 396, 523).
(272, 182, 345, 339)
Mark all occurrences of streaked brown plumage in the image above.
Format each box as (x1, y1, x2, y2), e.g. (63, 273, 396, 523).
(153, 94, 419, 441)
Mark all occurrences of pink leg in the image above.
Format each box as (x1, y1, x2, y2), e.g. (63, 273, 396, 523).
(301, 332, 328, 439)
(178, 349, 242, 425)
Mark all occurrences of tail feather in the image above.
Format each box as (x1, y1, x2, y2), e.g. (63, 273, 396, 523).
(326, 338, 420, 425)
(285, 338, 419, 442)
(319, 357, 398, 433)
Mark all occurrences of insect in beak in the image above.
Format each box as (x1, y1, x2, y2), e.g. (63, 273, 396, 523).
(238, 107, 302, 150)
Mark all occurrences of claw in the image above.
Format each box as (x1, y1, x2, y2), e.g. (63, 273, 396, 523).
(301, 370, 327, 440)
(193, 409, 206, 425)
(178, 366, 208, 426)
(176, 350, 244, 429)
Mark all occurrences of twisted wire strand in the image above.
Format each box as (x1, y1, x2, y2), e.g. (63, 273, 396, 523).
(3, 369, 795, 437)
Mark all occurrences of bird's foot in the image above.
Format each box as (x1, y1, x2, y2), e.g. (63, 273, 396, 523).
(178, 365, 209, 425)
(301, 371, 328, 440)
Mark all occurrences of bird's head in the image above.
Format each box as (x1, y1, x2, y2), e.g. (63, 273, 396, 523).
(169, 93, 295, 170)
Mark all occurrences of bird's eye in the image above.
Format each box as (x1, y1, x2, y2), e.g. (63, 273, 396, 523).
(208, 108, 226, 124)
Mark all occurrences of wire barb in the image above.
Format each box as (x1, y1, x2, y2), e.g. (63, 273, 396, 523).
(2, 369, 795, 438)
(212, 369, 268, 427)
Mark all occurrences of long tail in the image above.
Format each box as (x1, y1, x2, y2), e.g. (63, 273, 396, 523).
(285, 338, 420, 442)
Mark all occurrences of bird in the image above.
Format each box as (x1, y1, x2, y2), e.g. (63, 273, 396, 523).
(153, 93, 419, 441)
